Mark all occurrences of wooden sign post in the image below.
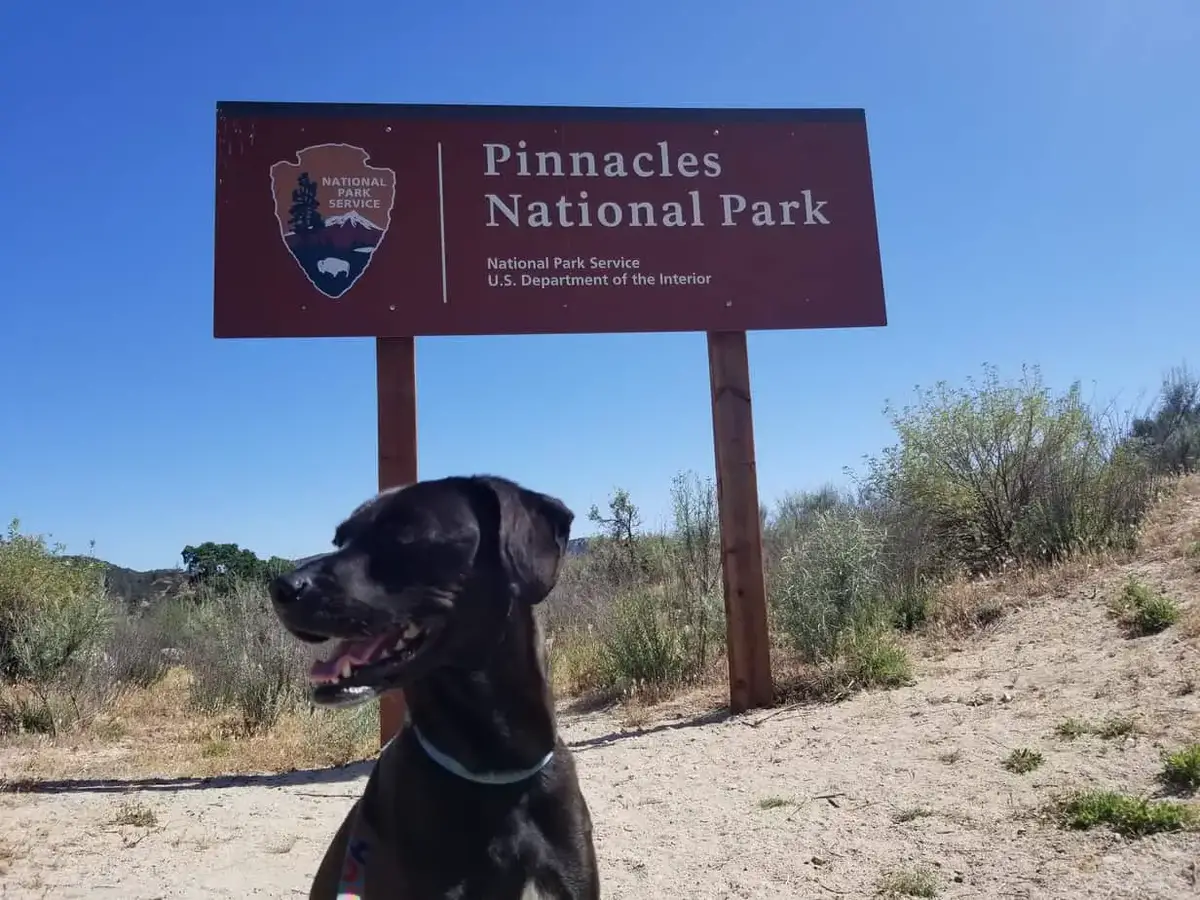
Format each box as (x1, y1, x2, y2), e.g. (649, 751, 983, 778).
(375, 335, 418, 744)
(213, 101, 887, 745)
(707, 331, 773, 712)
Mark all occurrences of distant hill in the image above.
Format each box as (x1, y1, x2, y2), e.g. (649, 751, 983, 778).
(88, 536, 591, 607)
(73, 559, 190, 607)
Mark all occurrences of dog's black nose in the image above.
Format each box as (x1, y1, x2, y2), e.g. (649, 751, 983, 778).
(269, 571, 312, 607)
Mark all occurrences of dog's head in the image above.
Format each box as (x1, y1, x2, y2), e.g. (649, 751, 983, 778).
(268, 475, 573, 707)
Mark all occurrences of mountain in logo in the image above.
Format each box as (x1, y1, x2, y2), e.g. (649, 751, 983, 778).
(269, 144, 396, 300)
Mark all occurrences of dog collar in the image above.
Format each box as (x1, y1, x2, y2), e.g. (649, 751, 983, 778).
(407, 717, 555, 786)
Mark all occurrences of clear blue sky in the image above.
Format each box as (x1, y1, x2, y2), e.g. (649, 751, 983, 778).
(1, 1, 1196, 571)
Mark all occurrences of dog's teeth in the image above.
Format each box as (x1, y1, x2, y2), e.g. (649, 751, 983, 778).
(339, 659, 354, 679)
(403, 623, 421, 639)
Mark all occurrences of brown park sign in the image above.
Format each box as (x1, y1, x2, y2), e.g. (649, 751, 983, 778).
(213, 103, 886, 338)
(213, 101, 888, 737)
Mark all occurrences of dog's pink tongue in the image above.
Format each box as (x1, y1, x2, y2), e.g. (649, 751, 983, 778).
(308, 634, 392, 684)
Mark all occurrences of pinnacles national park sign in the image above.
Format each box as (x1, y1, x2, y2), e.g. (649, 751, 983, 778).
(213, 103, 885, 339)
(213, 102, 887, 737)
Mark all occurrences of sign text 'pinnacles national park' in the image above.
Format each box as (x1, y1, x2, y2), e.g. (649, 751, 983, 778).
(213, 103, 886, 339)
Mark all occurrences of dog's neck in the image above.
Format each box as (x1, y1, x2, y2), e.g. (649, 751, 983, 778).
(402, 602, 557, 779)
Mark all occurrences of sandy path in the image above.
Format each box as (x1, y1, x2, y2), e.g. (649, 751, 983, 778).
(2, 559, 1198, 898)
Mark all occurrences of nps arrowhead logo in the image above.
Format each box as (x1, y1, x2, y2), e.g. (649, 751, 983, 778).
(269, 144, 396, 299)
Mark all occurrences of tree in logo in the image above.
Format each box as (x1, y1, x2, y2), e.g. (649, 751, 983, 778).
(288, 172, 325, 234)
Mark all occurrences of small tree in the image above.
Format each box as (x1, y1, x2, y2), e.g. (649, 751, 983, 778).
(181, 542, 274, 594)
(288, 172, 325, 234)
(588, 488, 643, 572)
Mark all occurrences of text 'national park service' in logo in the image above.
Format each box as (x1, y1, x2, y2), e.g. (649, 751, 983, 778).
(269, 144, 396, 299)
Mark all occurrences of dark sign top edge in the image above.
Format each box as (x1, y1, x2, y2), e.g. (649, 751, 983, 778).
(215, 101, 866, 123)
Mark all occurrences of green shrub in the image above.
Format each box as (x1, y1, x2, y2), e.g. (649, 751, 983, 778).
(1109, 577, 1180, 636)
(842, 628, 912, 688)
(1055, 790, 1197, 837)
(762, 485, 852, 568)
(863, 364, 1157, 577)
(0, 520, 112, 683)
(1161, 744, 1200, 793)
(661, 471, 725, 675)
(770, 507, 887, 664)
(879, 867, 939, 897)
(598, 588, 689, 692)
(888, 576, 935, 632)
(1003, 747, 1044, 774)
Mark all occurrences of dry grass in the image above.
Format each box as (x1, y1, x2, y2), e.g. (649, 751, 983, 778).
(547, 628, 609, 697)
(918, 476, 1200, 646)
(1139, 474, 1200, 551)
(891, 806, 934, 823)
(0, 835, 23, 875)
(1, 667, 376, 783)
(1181, 601, 1200, 642)
(757, 795, 796, 810)
(925, 553, 1122, 641)
(107, 800, 158, 828)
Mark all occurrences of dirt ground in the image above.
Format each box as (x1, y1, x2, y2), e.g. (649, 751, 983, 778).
(3, 504, 1199, 897)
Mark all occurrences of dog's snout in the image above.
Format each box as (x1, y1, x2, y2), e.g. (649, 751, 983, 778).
(270, 571, 313, 607)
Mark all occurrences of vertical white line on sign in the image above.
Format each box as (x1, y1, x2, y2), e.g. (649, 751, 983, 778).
(437, 141, 448, 304)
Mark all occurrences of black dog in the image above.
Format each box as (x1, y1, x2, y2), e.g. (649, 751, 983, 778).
(269, 475, 600, 899)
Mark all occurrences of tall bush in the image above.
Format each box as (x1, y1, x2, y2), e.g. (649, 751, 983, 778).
(862, 364, 1157, 576)
(663, 471, 724, 674)
(0, 519, 112, 682)
(762, 485, 853, 571)
(770, 508, 888, 664)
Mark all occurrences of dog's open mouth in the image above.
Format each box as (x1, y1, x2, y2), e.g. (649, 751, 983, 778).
(307, 620, 439, 706)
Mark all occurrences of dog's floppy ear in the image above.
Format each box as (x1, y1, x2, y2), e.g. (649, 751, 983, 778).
(486, 478, 574, 604)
